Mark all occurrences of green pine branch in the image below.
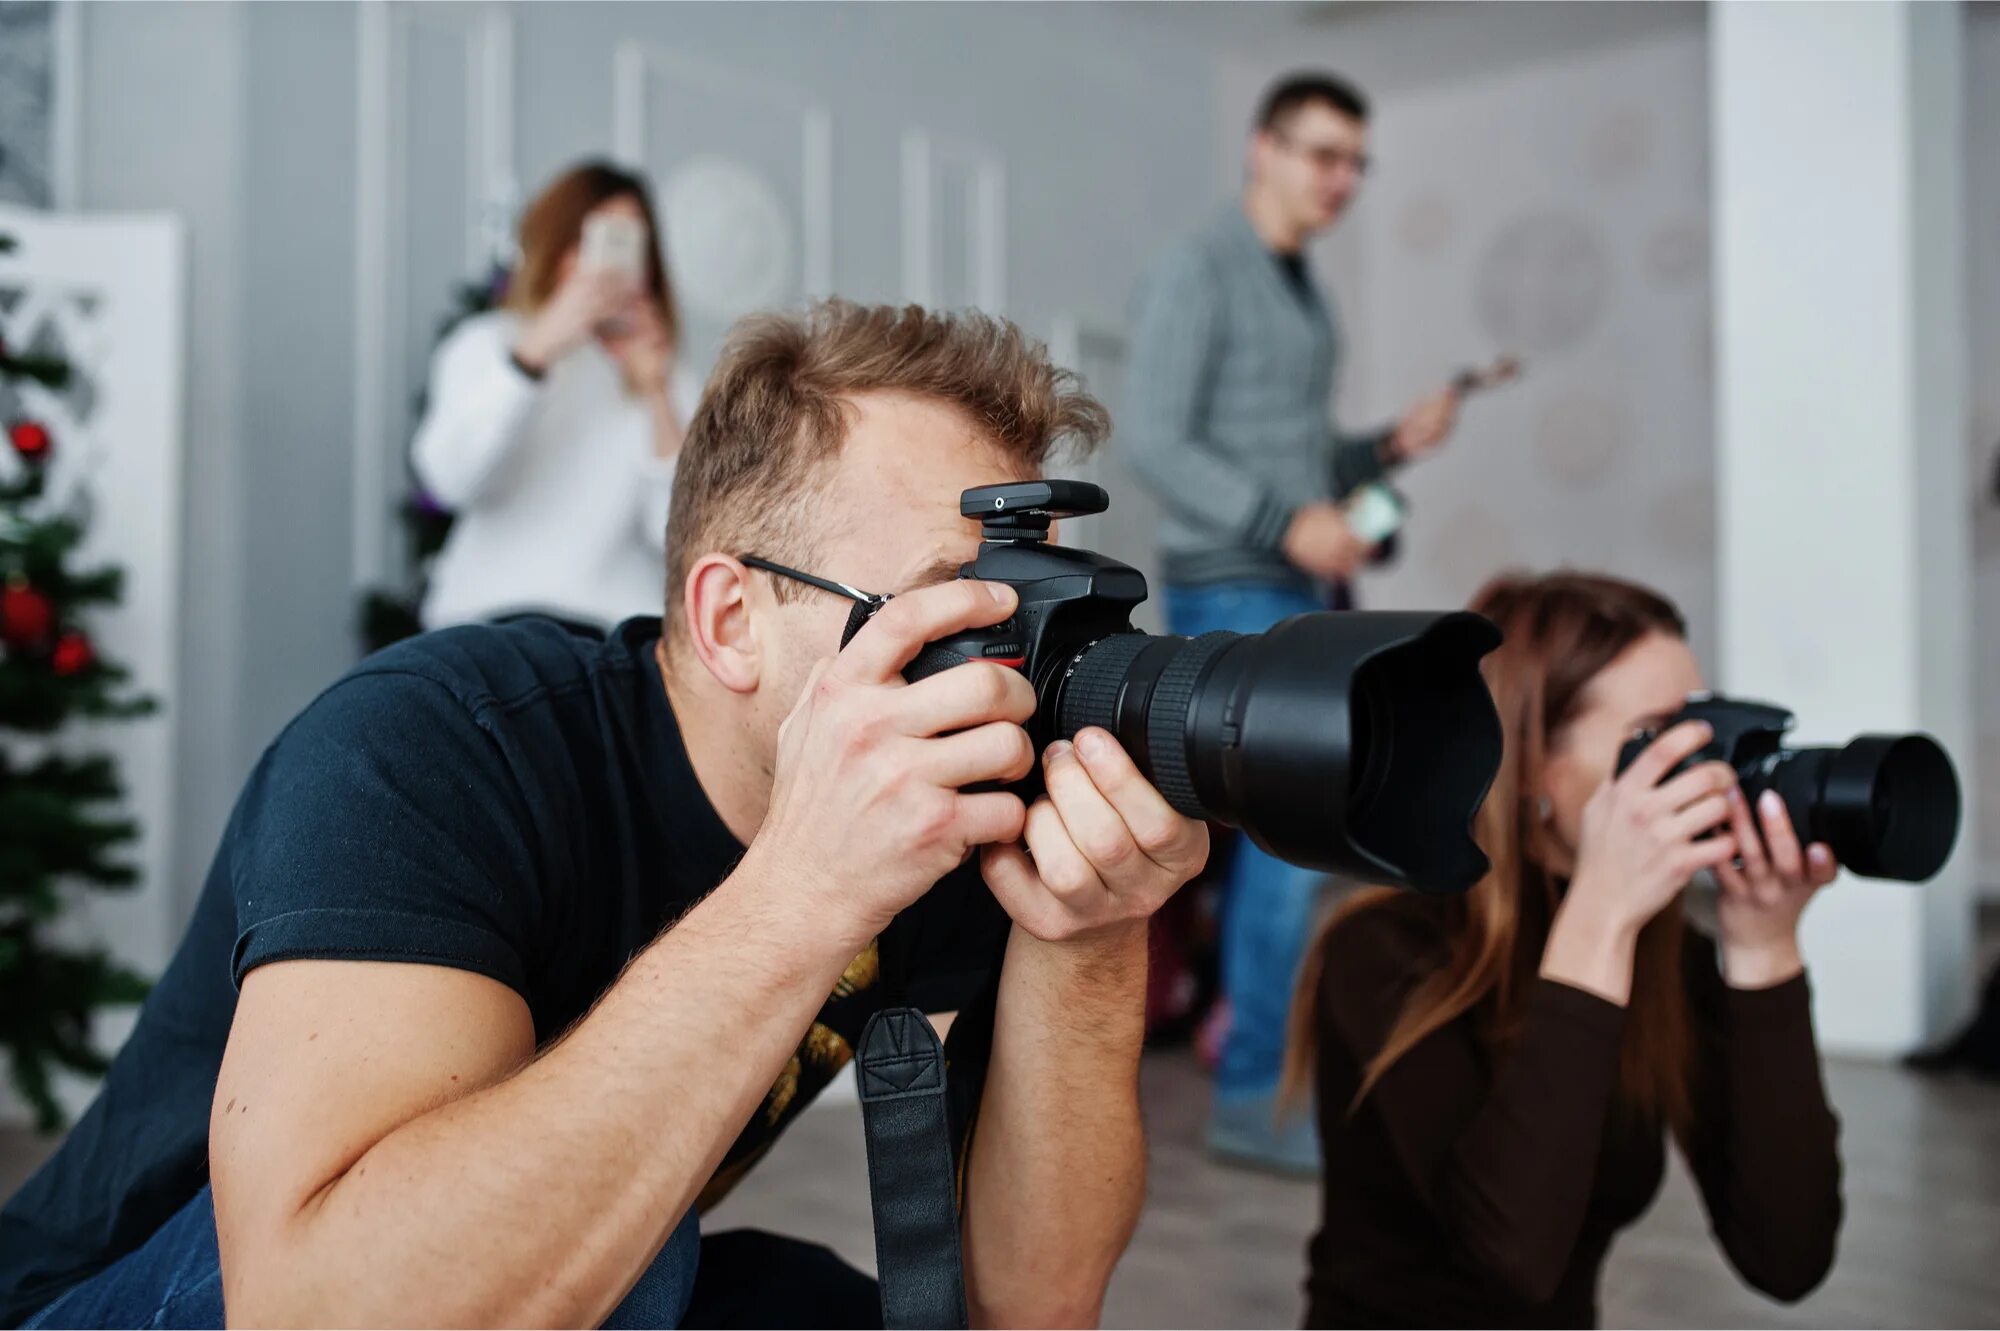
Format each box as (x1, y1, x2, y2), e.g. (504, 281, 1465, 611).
(0, 354, 73, 392)
(0, 231, 154, 1133)
(0, 924, 149, 1131)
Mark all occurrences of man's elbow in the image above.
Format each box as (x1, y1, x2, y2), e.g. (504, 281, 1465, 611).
(964, 1235, 1122, 1329)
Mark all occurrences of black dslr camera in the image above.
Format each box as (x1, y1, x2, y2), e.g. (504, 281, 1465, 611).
(839, 480, 1505, 896)
(1616, 692, 1961, 882)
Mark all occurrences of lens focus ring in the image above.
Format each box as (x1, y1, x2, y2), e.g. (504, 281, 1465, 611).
(1147, 632, 1239, 818)
(1057, 633, 1155, 737)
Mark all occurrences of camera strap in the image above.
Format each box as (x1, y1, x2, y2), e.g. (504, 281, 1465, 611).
(857, 1004, 969, 1330)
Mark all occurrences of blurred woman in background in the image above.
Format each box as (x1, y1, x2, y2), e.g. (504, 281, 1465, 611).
(414, 160, 698, 630)
(1287, 571, 1844, 1328)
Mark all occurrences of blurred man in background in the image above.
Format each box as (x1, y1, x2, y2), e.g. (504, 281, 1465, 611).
(1121, 71, 1463, 1174)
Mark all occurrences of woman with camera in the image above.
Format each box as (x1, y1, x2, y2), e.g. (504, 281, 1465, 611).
(1288, 571, 1843, 1328)
(414, 161, 698, 630)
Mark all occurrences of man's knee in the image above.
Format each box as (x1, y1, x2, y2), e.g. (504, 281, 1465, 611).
(21, 1187, 222, 1330)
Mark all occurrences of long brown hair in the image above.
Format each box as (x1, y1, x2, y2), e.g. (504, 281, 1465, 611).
(505, 160, 679, 345)
(1283, 571, 1695, 1130)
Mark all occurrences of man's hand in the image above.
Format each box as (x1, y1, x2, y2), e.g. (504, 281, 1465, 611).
(981, 726, 1209, 943)
(1282, 500, 1373, 581)
(750, 580, 1037, 952)
(1389, 384, 1461, 463)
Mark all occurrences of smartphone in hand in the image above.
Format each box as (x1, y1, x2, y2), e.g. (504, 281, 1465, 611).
(1343, 481, 1407, 545)
(580, 212, 648, 280)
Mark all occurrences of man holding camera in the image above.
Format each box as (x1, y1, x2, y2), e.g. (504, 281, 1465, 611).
(1121, 71, 1464, 1174)
(0, 301, 1209, 1328)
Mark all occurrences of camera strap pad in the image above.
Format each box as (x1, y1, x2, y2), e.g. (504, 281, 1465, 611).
(858, 1005, 969, 1329)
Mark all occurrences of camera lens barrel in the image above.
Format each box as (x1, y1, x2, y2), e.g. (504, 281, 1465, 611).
(1052, 611, 1502, 895)
(1758, 734, 1960, 882)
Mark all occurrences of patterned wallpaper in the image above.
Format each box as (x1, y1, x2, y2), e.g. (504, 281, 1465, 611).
(1329, 28, 1718, 671)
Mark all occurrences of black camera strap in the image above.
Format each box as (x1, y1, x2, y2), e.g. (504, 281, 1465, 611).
(858, 1004, 968, 1330)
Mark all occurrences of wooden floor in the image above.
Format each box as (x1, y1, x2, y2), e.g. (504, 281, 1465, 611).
(708, 1050, 2000, 1329)
(4, 1054, 1996, 1328)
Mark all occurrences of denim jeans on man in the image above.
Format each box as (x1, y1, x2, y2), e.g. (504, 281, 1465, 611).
(1165, 580, 1328, 1172)
(20, 1185, 702, 1329)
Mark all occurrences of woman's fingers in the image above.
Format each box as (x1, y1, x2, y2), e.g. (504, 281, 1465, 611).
(1757, 791, 1806, 881)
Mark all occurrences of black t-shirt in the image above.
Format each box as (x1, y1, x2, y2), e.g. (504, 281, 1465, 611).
(0, 617, 1009, 1326)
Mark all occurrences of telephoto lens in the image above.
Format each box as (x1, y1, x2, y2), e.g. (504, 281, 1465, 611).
(850, 480, 1508, 897)
(1617, 694, 1961, 882)
(1053, 612, 1504, 894)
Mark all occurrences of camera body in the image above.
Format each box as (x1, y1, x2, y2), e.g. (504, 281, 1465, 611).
(840, 481, 1506, 895)
(1617, 692, 1961, 882)
(845, 480, 1148, 744)
(1617, 694, 1798, 787)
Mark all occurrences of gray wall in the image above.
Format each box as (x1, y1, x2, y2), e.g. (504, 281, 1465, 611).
(76, 1, 250, 924)
(69, 1, 1232, 936)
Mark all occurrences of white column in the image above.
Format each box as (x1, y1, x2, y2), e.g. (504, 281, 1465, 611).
(1711, 0, 1974, 1054)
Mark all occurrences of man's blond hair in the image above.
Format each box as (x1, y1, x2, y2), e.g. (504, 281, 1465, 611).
(664, 300, 1110, 628)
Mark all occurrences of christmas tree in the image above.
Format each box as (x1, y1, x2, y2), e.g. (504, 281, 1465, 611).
(0, 232, 152, 1131)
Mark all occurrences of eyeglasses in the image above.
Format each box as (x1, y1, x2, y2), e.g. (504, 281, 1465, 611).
(739, 554, 890, 609)
(1271, 130, 1372, 178)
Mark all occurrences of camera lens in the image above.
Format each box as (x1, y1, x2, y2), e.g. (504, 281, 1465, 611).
(1052, 611, 1503, 895)
(1763, 734, 1960, 881)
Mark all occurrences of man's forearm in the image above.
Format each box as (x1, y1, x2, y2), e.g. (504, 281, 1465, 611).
(230, 848, 856, 1328)
(963, 921, 1149, 1328)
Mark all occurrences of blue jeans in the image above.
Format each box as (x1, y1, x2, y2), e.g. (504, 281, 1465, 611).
(1165, 581, 1329, 1105)
(21, 1184, 702, 1329)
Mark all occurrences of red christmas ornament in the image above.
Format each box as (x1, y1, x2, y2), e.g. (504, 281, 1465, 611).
(9, 420, 51, 461)
(51, 631, 95, 676)
(0, 582, 55, 648)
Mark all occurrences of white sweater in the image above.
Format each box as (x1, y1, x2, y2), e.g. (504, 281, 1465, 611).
(412, 311, 699, 630)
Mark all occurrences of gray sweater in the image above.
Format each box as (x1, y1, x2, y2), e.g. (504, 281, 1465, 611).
(1119, 206, 1391, 587)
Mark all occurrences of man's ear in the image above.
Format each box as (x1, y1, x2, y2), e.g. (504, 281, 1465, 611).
(680, 554, 763, 695)
(1248, 127, 1279, 179)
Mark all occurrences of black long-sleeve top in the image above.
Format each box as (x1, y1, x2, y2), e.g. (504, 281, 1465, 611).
(1305, 896, 1843, 1328)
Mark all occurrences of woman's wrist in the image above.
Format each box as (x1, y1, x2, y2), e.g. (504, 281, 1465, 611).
(512, 316, 572, 376)
(511, 334, 553, 377)
(1540, 883, 1642, 1006)
(1718, 933, 1805, 989)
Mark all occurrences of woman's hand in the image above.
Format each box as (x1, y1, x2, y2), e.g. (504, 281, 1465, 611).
(1542, 720, 1741, 1004)
(1567, 720, 1743, 934)
(1713, 788, 1837, 988)
(600, 299, 676, 400)
(513, 266, 639, 373)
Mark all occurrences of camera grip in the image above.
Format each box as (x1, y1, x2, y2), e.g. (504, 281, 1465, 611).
(904, 643, 977, 684)
(837, 598, 990, 684)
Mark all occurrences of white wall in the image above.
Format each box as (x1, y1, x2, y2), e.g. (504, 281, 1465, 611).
(1966, 4, 2000, 892)
(1712, 0, 1973, 1053)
